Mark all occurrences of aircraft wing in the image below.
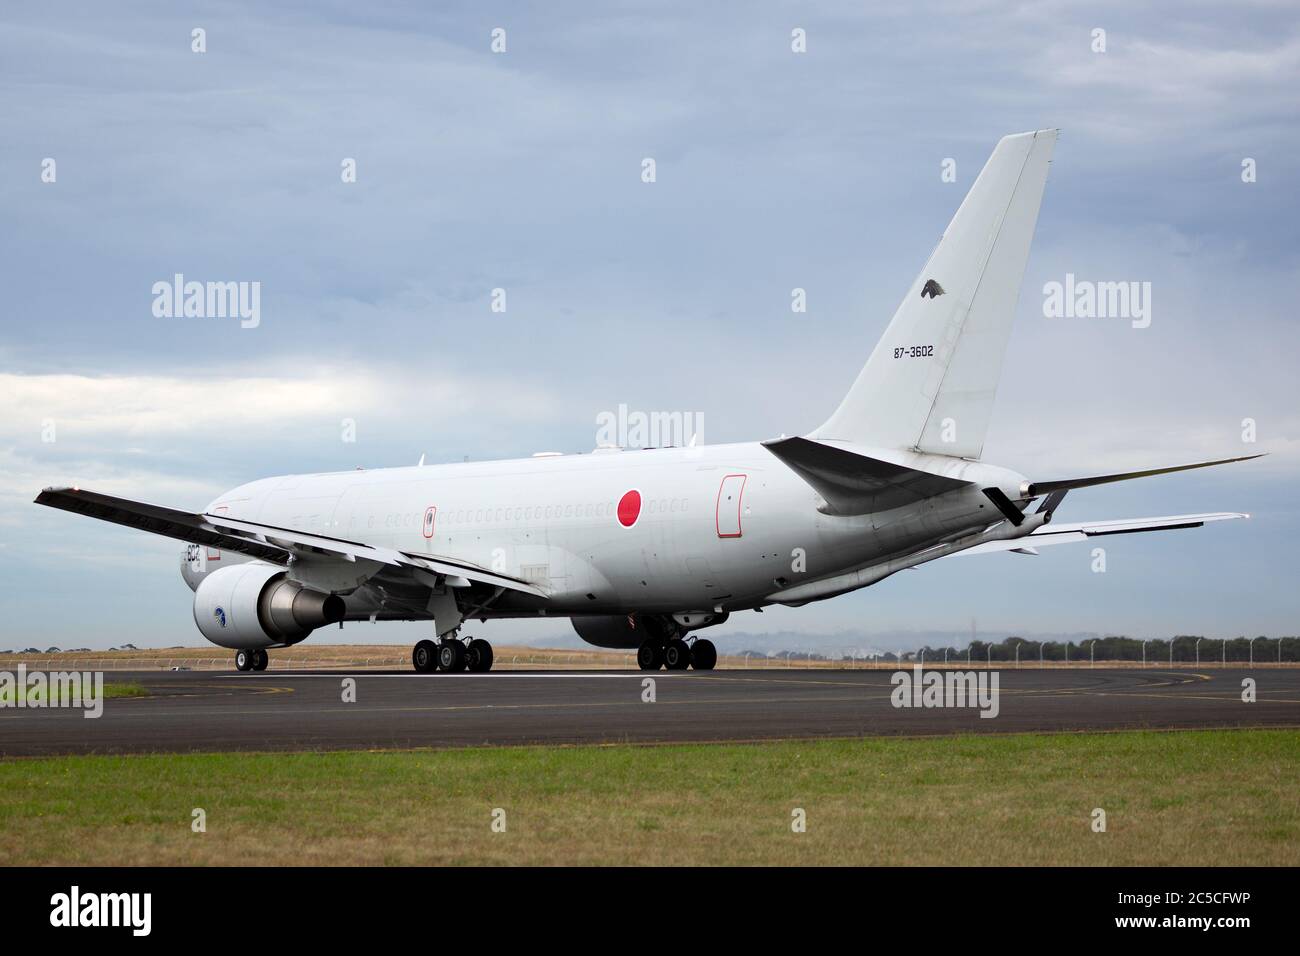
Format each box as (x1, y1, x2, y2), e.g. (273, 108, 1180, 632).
(33, 486, 548, 597)
(954, 512, 1248, 556)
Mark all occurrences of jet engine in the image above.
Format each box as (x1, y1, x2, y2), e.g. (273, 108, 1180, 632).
(193, 562, 345, 649)
(571, 614, 684, 649)
(572, 615, 641, 648)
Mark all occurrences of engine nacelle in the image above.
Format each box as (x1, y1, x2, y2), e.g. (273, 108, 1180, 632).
(193, 563, 345, 649)
(571, 615, 643, 649)
(572, 614, 685, 649)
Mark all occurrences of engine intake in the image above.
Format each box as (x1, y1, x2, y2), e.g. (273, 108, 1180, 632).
(193, 563, 344, 649)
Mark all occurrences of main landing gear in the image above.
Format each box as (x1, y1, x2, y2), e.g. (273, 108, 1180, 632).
(412, 636, 494, 674)
(234, 649, 269, 672)
(638, 637, 716, 671)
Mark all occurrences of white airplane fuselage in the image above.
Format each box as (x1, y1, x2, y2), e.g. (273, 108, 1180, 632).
(182, 442, 1026, 634)
(40, 129, 1252, 669)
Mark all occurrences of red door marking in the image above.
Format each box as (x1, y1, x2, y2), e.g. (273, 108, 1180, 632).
(716, 474, 747, 538)
(207, 505, 227, 560)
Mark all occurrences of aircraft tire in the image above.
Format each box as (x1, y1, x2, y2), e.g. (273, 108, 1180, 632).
(235, 649, 253, 672)
(413, 639, 438, 673)
(690, 639, 717, 671)
(252, 649, 269, 671)
(637, 641, 664, 670)
(664, 638, 692, 670)
(467, 638, 494, 672)
(438, 639, 467, 673)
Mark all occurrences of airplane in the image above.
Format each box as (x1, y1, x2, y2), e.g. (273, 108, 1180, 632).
(35, 129, 1259, 673)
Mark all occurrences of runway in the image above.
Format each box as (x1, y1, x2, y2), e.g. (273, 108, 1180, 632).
(3, 667, 1299, 756)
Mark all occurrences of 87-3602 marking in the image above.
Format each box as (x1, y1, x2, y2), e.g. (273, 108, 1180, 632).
(893, 345, 934, 358)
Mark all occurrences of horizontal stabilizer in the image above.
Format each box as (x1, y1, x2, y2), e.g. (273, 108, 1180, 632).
(956, 512, 1248, 556)
(762, 436, 970, 515)
(1025, 454, 1263, 497)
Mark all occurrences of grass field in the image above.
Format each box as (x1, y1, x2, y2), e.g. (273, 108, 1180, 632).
(1, 729, 1296, 865)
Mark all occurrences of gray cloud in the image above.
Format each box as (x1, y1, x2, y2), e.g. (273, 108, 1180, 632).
(1, 1, 1296, 647)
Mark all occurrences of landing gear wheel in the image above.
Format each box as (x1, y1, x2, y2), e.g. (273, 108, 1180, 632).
(438, 640, 467, 673)
(413, 639, 438, 673)
(690, 638, 717, 671)
(234, 649, 253, 672)
(252, 649, 269, 672)
(664, 638, 692, 670)
(637, 641, 664, 671)
(466, 638, 494, 672)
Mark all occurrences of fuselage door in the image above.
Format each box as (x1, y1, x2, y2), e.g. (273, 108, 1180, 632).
(715, 474, 747, 538)
(206, 505, 227, 561)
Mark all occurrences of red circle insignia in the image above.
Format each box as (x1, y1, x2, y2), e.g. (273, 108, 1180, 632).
(617, 490, 642, 527)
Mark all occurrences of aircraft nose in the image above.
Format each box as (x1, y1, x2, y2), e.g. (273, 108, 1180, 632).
(179, 544, 202, 592)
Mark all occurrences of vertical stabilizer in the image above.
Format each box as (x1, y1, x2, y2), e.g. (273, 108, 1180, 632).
(812, 129, 1056, 459)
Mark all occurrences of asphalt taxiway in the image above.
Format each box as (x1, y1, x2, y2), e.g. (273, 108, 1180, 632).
(3, 667, 1298, 756)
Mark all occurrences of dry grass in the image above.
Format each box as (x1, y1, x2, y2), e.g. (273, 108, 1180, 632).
(1, 730, 1296, 866)
(4, 644, 1292, 672)
(1, 644, 636, 672)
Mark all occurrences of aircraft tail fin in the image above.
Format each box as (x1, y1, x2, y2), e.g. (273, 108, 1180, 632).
(812, 129, 1057, 459)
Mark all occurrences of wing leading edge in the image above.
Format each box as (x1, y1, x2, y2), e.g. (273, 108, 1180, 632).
(33, 486, 547, 597)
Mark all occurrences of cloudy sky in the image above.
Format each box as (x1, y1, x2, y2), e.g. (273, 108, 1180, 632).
(2, 1, 1297, 650)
